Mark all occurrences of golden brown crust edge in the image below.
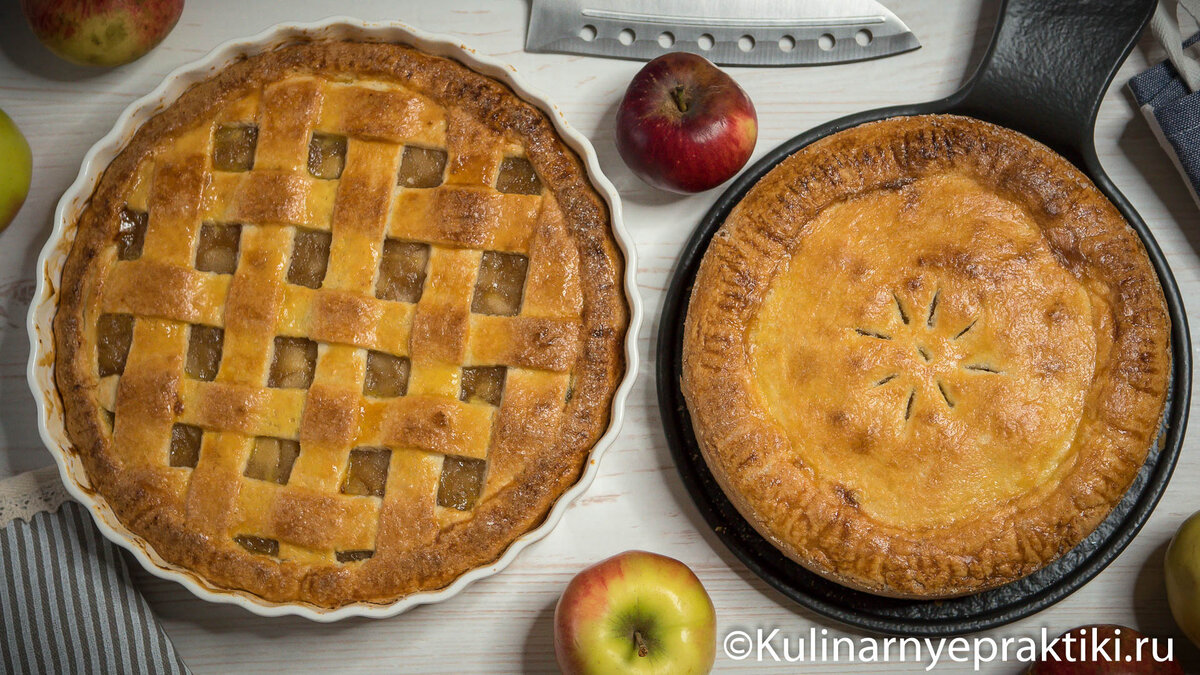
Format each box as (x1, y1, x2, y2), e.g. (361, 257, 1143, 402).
(681, 114, 1171, 598)
(52, 41, 628, 607)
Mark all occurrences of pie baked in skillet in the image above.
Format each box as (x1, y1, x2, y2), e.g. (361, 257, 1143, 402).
(682, 115, 1170, 598)
(53, 41, 627, 607)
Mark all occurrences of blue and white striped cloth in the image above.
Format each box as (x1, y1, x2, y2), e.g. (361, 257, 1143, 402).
(1129, 1, 1200, 206)
(0, 468, 190, 675)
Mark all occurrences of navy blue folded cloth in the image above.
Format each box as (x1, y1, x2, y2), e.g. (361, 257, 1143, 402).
(0, 468, 191, 675)
(1129, 31, 1200, 204)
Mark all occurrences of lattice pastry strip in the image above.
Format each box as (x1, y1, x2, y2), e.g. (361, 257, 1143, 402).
(372, 448, 442, 556)
(202, 172, 337, 230)
(363, 397, 494, 459)
(184, 431, 254, 537)
(521, 197, 584, 319)
(445, 108, 505, 185)
(216, 225, 292, 383)
(254, 78, 324, 173)
(276, 286, 416, 355)
(465, 315, 579, 371)
(407, 246, 480, 398)
(386, 186, 541, 252)
(290, 343, 367, 493)
(176, 382, 305, 439)
(317, 82, 445, 147)
(140, 154, 209, 267)
(479, 368, 572, 503)
(100, 262, 227, 328)
(101, 374, 495, 462)
(229, 480, 380, 556)
(214, 88, 260, 127)
(322, 139, 403, 294)
(110, 318, 185, 467)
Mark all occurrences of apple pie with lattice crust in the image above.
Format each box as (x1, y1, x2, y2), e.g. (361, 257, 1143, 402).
(54, 41, 627, 607)
(682, 115, 1170, 598)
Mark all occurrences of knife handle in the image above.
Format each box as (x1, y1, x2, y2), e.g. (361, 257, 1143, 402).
(952, 0, 1155, 161)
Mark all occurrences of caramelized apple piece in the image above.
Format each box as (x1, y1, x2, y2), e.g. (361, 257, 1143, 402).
(196, 223, 241, 274)
(212, 125, 257, 172)
(364, 351, 410, 398)
(244, 436, 301, 484)
(376, 240, 429, 303)
(185, 325, 224, 381)
(437, 456, 486, 511)
(397, 146, 446, 188)
(97, 314, 134, 377)
(460, 366, 505, 406)
(268, 337, 317, 389)
(471, 251, 527, 316)
(287, 228, 331, 289)
(116, 208, 148, 261)
(341, 448, 391, 497)
(169, 424, 202, 468)
(336, 550, 374, 563)
(496, 156, 542, 194)
(234, 535, 278, 556)
(307, 133, 347, 179)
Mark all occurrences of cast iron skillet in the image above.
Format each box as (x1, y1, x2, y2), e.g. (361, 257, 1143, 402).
(656, 0, 1193, 637)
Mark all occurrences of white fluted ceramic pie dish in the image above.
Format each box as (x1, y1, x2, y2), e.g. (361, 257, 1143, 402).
(26, 17, 640, 622)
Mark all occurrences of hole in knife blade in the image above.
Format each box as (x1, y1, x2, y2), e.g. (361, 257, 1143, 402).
(658, 31, 674, 48)
(819, 34, 836, 51)
(738, 35, 755, 51)
(856, 29, 873, 46)
(779, 35, 796, 52)
(698, 33, 714, 50)
(618, 28, 635, 45)
(578, 25, 596, 42)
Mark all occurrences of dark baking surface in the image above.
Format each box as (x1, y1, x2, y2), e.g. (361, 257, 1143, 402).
(656, 0, 1192, 636)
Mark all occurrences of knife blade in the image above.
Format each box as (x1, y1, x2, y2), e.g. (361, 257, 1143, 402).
(526, 0, 920, 66)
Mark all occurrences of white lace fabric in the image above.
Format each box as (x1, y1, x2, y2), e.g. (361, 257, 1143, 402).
(0, 466, 72, 529)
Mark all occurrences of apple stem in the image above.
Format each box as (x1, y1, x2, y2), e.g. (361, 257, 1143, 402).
(671, 85, 690, 114)
(633, 630, 649, 658)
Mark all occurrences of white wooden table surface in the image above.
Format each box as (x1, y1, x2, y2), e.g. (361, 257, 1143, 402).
(2, 1, 1200, 672)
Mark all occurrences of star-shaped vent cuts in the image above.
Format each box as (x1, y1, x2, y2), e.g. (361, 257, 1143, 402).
(855, 290, 1003, 421)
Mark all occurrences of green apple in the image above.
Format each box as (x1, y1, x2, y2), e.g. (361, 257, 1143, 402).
(554, 550, 716, 675)
(1166, 510, 1200, 648)
(0, 110, 32, 231)
(20, 0, 183, 67)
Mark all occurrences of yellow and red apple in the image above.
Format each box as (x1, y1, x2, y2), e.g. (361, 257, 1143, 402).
(0, 109, 32, 232)
(554, 550, 716, 674)
(615, 52, 757, 194)
(20, 0, 183, 67)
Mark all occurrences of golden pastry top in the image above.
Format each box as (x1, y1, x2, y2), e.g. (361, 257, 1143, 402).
(751, 172, 1096, 529)
(53, 41, 627, 607)
(683, 115, 1170, 598)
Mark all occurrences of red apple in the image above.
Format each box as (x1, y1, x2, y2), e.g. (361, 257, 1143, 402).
(615, 52, 757, 194)
(21, 0, 183, 67)
(555, 550, 716, 674)
(1027, 624, 1183, 674)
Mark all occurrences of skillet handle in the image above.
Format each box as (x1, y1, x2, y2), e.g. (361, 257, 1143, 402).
(954, 0, 1156, 159)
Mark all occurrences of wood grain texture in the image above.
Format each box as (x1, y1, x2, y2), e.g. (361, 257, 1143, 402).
(0, 0, 1198, 672)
